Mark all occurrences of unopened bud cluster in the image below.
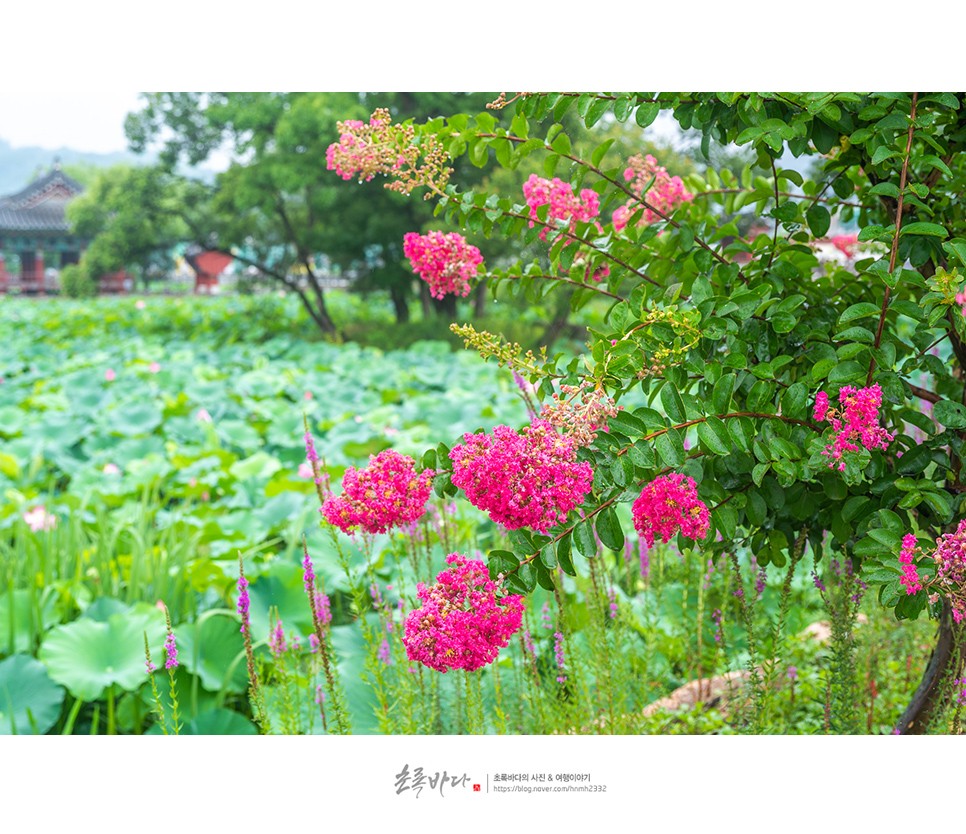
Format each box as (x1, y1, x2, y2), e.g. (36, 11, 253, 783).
(540, 381, 620, 447)
(326, 108, 451, 196)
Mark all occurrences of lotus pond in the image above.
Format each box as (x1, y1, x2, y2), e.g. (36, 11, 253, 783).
(0, 294, 938, 735)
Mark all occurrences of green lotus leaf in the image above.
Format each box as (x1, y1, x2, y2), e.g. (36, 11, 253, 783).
(39, 605, 167, 701)
(0, 654, 65, 735)
(183, 707, 257, 735)
(248, 561, 315, 641)
(174, 612, 248, 693)
(105, 401, 163, 437)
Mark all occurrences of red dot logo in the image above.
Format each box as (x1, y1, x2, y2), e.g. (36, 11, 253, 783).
(473, 784, 481, 792)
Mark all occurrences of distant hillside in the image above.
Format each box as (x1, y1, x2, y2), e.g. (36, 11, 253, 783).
(0, 138, 148, 194)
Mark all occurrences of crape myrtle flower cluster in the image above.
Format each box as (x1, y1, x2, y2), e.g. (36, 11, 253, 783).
(813, 383, 893, 470)
(449, 419, 594, 533)
(900, 521, 966, 623)
(522, 174, 600, 242)
(539, 380, 620, 448)
(403, 231, 484, 300)
(321, 449, 434, 535)
(402, 554, 525, 672)
(631, 473, 711, 548)
(325, 108, 451, 195)
(612, 154, 693, 231)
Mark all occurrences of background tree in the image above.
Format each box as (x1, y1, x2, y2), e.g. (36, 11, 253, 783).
(67, 164, 200, 290)
(125, 92, 499, 333)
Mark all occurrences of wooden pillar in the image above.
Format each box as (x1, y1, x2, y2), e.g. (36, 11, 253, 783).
(0, 254, 7, 293)
(36, 249, 45, 296)
(20, 251, 34, 292)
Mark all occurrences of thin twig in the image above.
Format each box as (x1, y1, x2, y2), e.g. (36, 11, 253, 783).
(868, 93, 919, 385)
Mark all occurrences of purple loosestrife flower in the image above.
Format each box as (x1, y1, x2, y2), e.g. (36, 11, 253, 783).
(639, 539, 650, 581)
(554, 631, 567, 684)
(540, 601, 552, 630)
(711, 608, 723, 644)
(315, 592, 332, 627)
(164, 631, 178, 670)
(269, 620, 287, 658)
(237, 572, 251, 636)
(607, 588, 618, 619)
(378, 639, 392, 665)
(787, 666, 798, 682)
(304, 430, 320, 465)
(755, 567, 767, 599)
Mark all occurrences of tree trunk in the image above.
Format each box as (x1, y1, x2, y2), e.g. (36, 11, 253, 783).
(390, 283, 410, 323)
(536, 287, 575, 350)
(895, 602, 963, 733)
(473, 278, 487, 318)
(419, 283, 433, 319)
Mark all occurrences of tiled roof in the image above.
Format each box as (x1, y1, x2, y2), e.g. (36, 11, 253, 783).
(0, 167, 84, 234)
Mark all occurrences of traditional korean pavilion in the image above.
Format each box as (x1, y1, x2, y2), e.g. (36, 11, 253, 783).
(0, 163, 87, 293)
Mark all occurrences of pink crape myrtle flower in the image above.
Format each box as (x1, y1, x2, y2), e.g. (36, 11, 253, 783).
(632, 473, 710, 548)
(522, 174, 600, 242)
(104, 369, 116, 382)
(613, 154, 693, 230)
(23, 506, 57, 532)
(402, 231, 483, 299)
(897, 522, 966, 623)
(449, 419, 593, 533)
(148, 362, 161, 374)
(813, 384, 893, 470)
(402, 553, 525, 672)
(932, 520, 966, 623)
(830, 233, 859, 259)
(899, 534, 923, 595)
(321, 449, 434, 535)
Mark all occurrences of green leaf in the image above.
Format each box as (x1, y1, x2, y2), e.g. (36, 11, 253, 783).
(805, 204, 831, 237)
(39, 605, 167, 701)
(712, 374, 736, 413)
(595, 506, 625, 552)
(782, 383, 808, 420)
(900, 221, 947, 238)
(654, 430, 685, 467)
(557, 535, 576, 576)
(174, 613, 247, 694)
(697, 419, 731, 455)
(0, 654, 65, 735)
(635, 102, 659, 128)
(574, 521, 598, 558)
(838, 302, 880, 325)
(934, 400, 966, 429)
(713, 505, 738, 539)
(660, 383, 686, 423)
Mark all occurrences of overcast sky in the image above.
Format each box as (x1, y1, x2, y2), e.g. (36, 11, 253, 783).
(0, 92, 144, 153)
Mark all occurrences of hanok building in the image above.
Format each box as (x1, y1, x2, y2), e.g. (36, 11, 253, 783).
(0, 164, 88, 293)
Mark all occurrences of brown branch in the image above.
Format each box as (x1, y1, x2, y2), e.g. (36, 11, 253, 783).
(476, 132, 739, 277)
(493, 271, 626, 301)
(614, 411, 815, 458)
(908, 383, 941, 404)
(868, 93, 918, 385)
(693, 188, 865, 210)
